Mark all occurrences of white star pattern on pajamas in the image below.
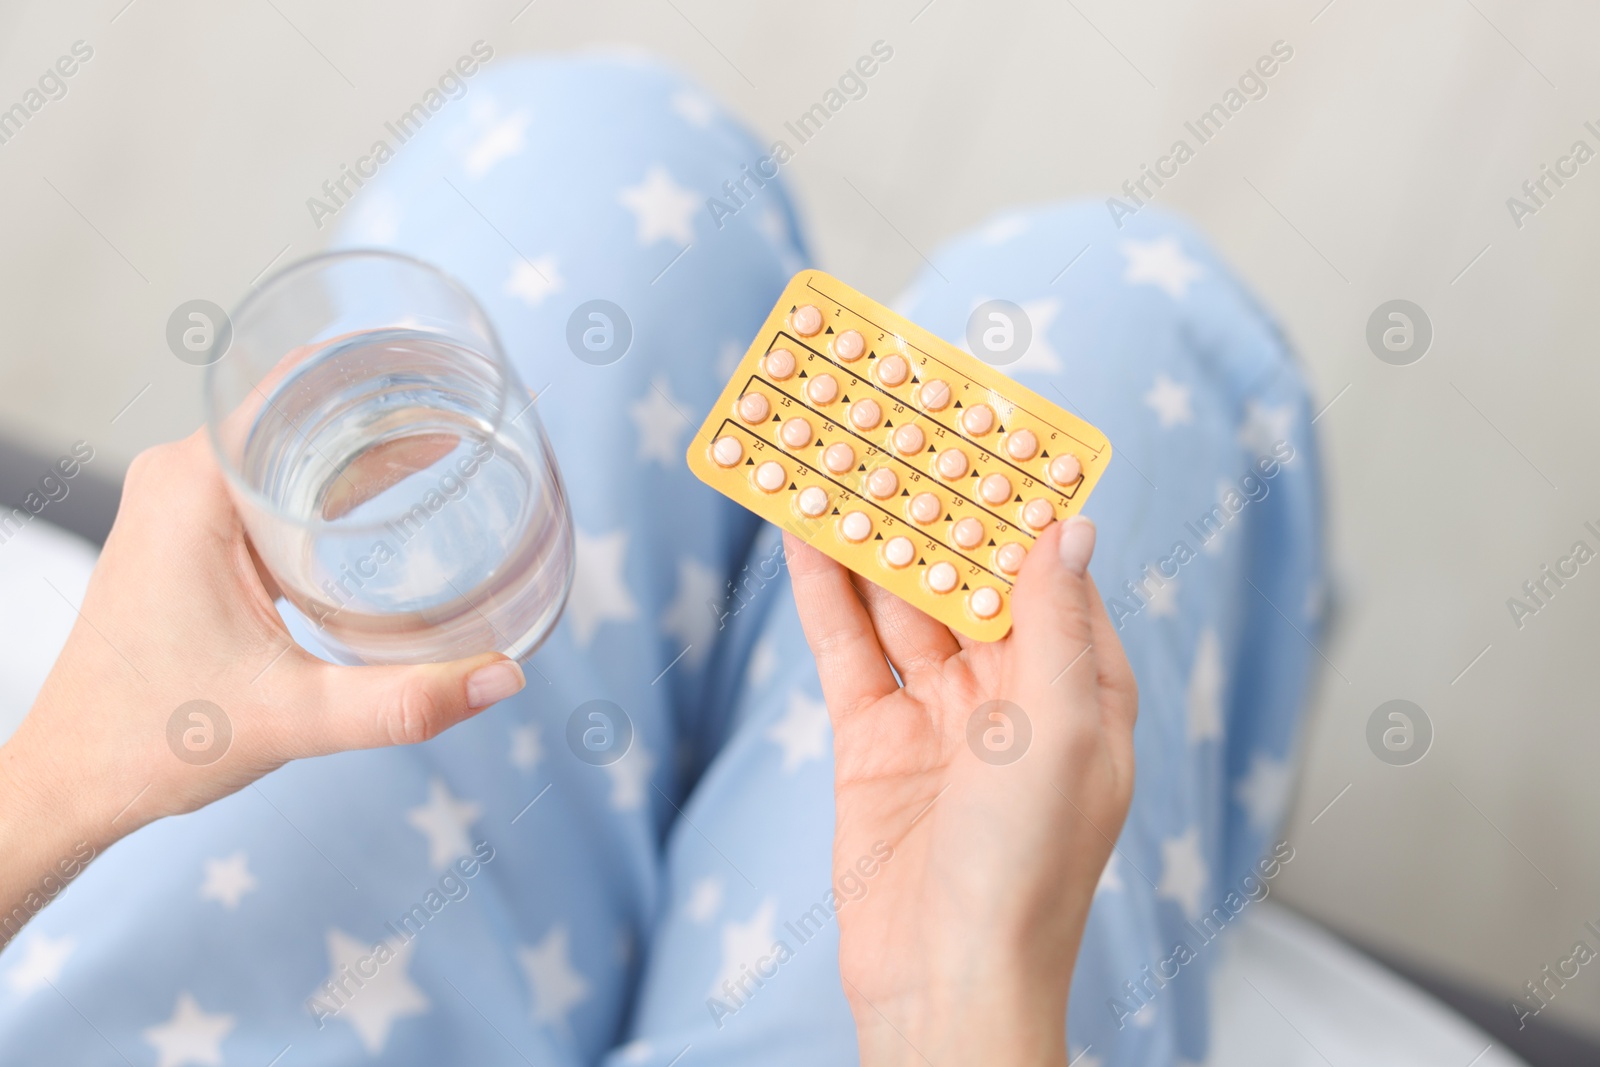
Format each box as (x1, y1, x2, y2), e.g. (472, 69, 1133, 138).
(685, 876, 724, 923)
(970, 296, 1063, 375)
(505, 255, 564, 307)
(1156, 828, 1209, 921)
(670, 89, 716, 128)
(619, 165, 699, 246)
(143, 992, 234, 1067)
(1011, 297, 1065, 375)
(1235, 753, 1294, 832)
(1121, 237, 1205, 299)
(1238, 399, 1295, 459)
(1143, 577, 1180, 619)
(1143, 374, 1193, 427)
(1187, 628, 1224, 742)
(406, 778, 482, 870)
(661, 557, 721, 666)
(347, 187, 400, 243)
(2, 933, 75, 995)
(619, 1038, 655, 1063)
(766, 690, 830, 772)
(708, 897, 779, 999)
(519, 925, 591, 1028)
(980, 213, 1029, 245)
(198, 851, 256, 909)
(1094, 853, 1123, 896)
(465, 110, 529, 178)
(510, 722, 543, 771)
(568, 527, 639, 646)
(747, 634, 779, 687)
(315, 930, 429, 1054)
(630, 378, 691, 465)
(604, 743, 656, 811)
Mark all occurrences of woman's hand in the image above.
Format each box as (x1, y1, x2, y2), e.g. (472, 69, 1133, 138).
(0, 431, 524, 942)
(786, 517, 1136, 1066)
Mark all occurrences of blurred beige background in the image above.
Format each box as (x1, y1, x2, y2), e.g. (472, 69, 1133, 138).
(3, 0, 1599, 1043)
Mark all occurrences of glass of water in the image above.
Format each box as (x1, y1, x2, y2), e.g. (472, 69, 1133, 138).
(205, 250, 574, 666)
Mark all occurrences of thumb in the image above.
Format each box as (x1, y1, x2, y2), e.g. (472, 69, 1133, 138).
(295, 652, 526, 755)
(1008, 516, 1101, 697)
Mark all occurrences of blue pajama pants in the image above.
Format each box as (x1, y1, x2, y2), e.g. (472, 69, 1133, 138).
(0, 53, 1323, 1067)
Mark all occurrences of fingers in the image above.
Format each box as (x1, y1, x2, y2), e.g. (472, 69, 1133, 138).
(849, 574, 961, 682)
(783, 533, 899, 719)
(296, 652, 525, 755)
(1007, 517, 1102, 702)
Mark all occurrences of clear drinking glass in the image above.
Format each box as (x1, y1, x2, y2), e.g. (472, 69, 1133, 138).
(205, 250, 573, 666)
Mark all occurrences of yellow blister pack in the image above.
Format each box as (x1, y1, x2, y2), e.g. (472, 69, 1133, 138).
(686, 270, 1111, 641)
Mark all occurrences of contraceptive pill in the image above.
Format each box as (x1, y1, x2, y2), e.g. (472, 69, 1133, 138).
(833, 329, 866, 361)
(688, 270, 1110, 641)
(780, 417, 812, 448)
(840, 510, 873, 542)
(807, 374, 839, 405)
(893, 423, 925, 455)
(764, 347, 796, 380)
(738, 392, 770, 424)
(823, 441, 856, 474)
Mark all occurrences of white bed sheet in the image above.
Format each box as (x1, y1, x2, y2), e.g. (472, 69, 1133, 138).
(1211, 900, 1525, 1066)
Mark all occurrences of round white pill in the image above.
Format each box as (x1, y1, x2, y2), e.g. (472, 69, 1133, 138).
(919, 379, 952, 411)
(952, 516, 984, 549)
(961, 403, 995, 436)
(806, 374, 839, 405)
(1005, 429, 1038, 460)
(711, 436, 743, 467)
(909, 492, 941, 525)
(765, 348, 796, 379)
(883, 536, 915, 568)
(840, 510, 872, 542)
(995, 542, 1027, 574)
(979, 472, 1013, 506)
(866, 467, 898, 499)
(936, 448, 969, 480)
(877, 353, 909, 386)
(927, 561, 958, 594)
(780, 417, 812, 449)
(738, 392, 770, 424)
(969, 586, 1002, 619)
(1048, 453, 1083, 486)
(834, 329, 866, 361)
(849, 398, 882, 430)
(797, 485, 828, 517)
(792, 305, 823, 336)
(823, 441, 856, 474)
(754, 460, 785, 493)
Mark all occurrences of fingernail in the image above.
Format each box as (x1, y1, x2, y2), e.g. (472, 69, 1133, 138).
(1058, 516, 1096, 576)
(467, 660, 525, 709)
